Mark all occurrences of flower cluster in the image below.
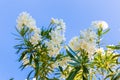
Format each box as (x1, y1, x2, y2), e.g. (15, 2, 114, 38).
(69, 28, 97, 59)
(45, 18, 66, 57)
(51, 18, 66, 32)
(15, 12, 67, 79)
(16, 12, 42, 46)
(91, 21, 108, 30)
(22, 55, 29, 66)
(16, 12, 36, 30)
(15, 12, 120, 80)
(58, 57, 71, 68)
(96, 48, 104, 54)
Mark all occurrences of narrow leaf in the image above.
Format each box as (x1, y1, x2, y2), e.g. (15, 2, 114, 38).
(27, 70, 34, 79)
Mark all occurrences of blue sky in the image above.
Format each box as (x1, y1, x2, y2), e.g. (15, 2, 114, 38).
(0, 0, 120, 80)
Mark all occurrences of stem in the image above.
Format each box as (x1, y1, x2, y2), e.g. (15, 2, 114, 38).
(97, 36, 101, 48)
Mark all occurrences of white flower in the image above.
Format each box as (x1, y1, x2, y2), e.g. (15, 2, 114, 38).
(45, 40, 62, 57)
(22, 55, 29, 67)
(51, 18, 59, 24)
(34, 27, 41, 34)
(45, 23, 66, 57)
(23, 59, 29, 65)
(69, 28, 97, 60)
(69, 36, 80, 51)
(51, 62, 58, 69)
(16, 12, 36, 30)
(58, 19, 66, 32)
(96, 48, 104, 54)
(79, 39, 88, 50)
(80, 29, 97, 42)
(29, 33, 41, 46)
(80, 29, 97, 59)
(107, 47, 114, 54)
(17, 12, 42, 46)
(51, 18, 66, 32)
(50, 30, 65, 43)
(58, 57, 71, 68)
(80, 39, 96, 58)
(91, 21, 108, 30)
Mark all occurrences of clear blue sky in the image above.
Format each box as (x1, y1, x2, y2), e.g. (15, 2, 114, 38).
(0, 0, 120, 80)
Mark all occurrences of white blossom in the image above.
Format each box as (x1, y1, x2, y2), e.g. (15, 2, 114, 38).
(107, 47, 114, 54)
(51, 18, 59, 24)
(91, 21, 108, 30)
(80, 39, 96, 59)
(29, 33, 42, 46)
(69, 28, 97, 59)
(80, 29, 97, 43)
(45, 39, 62, 57)
(17, 12, 42, 46)
(51, 18, 66, 32)
(45, 19, 66, 57)
(69, 36, 80, 51)
(33, 27, 41, 34)
(22, 55, 29, 67)
(51, 62, 59, 69)
(96, 48, 104, 54)
(16, 12, 36, 30)
(58, 57, 71, 68)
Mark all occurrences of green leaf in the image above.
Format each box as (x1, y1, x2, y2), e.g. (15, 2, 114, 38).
(104, 74, 114, 80)
(16, 47, 22, 54)
(109, 68, 113, 73)
(67, 67, 80, 80)
(14, 43, 26, 54)
(107, 45, 120, 50)
(83, 65, 89, 74)
(12, 31, 20, 37)
(34, 59, 39, 78)
(102, 28, 110, 35)
(71, 57, 80, 63)
(20, 27, 29, 37)
(14, 43, 25, 48)
(112, 54, 120, 59)
(112, 72, 120, 80)
(82, 74, 88, 80)
(58, 66, 63, 72)
(27, 70, 34, 79)
(34, 67, 39, 78)
(66, 47, 80, 64)
(66, 49, 74, 58)
(97, 28, 102, 36)
(68, 46, 77, 56)
(19, 63, 29, 70)
(29, 54, 33, 64)
(68, 62, 80, 67)
(66, 70, 77, 80)
(67, 46, 79, 59)
(19, 50, 28, 62)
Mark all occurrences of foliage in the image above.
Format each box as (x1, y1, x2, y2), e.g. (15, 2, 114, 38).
(14, 12, 120, 80)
